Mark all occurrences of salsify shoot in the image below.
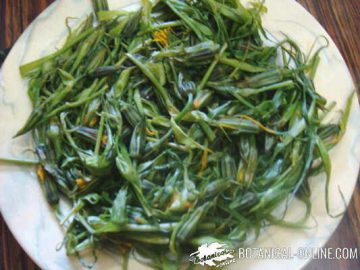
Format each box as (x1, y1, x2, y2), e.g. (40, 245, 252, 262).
(5, 0, 354, 268)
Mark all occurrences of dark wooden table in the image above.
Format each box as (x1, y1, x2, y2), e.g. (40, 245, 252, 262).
(0, 0, 359, 269)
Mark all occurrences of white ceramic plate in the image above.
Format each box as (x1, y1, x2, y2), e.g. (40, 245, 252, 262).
(0, 0, 359, 269)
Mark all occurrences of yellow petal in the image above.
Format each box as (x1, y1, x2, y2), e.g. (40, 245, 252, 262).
(76, 178, 87, 189)
(37, 165, 46, 183)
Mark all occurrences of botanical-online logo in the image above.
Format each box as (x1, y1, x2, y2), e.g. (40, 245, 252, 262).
(189, 242, 235, 267)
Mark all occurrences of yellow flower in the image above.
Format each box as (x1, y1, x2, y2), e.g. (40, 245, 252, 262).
(145, 127, 156, 136)
(193, 99, 201, 109)
(101, 135, 108, 145)
(37, 165, 46, 183)
(88, 117, 98, 127)
(153, 28, 171, 47)
(197, 149, 209, 176)
(76, 178, 87, 189)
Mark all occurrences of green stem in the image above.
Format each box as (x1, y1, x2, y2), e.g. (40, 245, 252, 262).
(20, 27, 97, 77)
(198, 43, 227, 92)
(94, 112, 106, 155)
(0, 157, 39, 165)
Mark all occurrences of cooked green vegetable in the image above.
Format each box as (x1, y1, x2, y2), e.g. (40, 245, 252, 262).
(5, 0, 354, 268)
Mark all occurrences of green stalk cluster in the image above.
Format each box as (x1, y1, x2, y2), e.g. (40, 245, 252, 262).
(5, 0, 353, 269)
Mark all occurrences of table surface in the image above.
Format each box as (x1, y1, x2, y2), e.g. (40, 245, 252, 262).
(0, 0, 359, 270)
